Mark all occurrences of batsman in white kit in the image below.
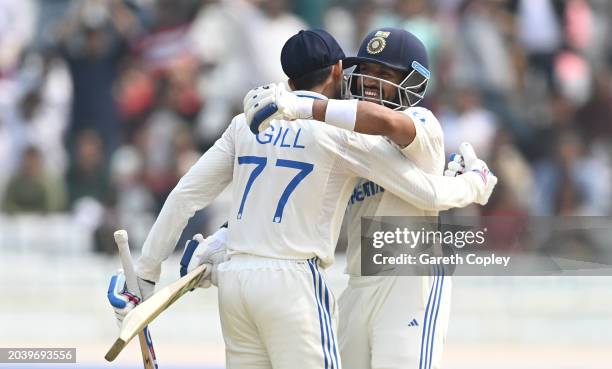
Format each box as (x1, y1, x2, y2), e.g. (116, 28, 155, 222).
(336, 28, 455, 369)
(245, 28, 489, 369)
(107, 29, 496, 369)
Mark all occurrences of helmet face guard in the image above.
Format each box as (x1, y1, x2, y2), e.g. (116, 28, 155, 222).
(342, 61, 430, 109)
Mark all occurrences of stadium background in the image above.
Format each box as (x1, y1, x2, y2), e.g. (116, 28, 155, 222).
(0, 0, 611, 368)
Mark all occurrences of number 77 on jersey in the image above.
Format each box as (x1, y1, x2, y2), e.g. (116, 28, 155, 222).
(237, 156, 313, 223)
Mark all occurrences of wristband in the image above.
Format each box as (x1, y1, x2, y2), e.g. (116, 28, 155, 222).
(324, 99, 358, 131)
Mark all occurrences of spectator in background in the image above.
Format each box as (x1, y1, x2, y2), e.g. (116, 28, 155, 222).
(151, 0, 201, 29)
(247, 0, 307, 85)
(511, 0, 564, 89)
(55, 0, 138, 158)
(452, 0, 531, 150)
(293, 0, 326, 27)
(2, 146, 66, 214)
(369, 0, 444, 94)
(0, 0, 36, 76)
(577, 70, 612, 142)
(1, 0, 611, 228)
(188, 0, 249, 146)
(107, 145, 155, 250)
(441, 88, 498, 160)
(191, 0, 305, 146)
(0, 50, 70, 195)
(33, 0, 73, 50)
(346, 0, 377, 52)
(533, 130, 611, 216)
(115, 59, 156, 139)
(554, 174, 586, 216)
(141, 75, 190, 208)
(528, 91, 578, 160)
(66, 129, 111, 208)
(487, 130, 534, 213)
(563, 0, 610, 72)
(452, 0, 517, 97)
(554, 48, 593, 107)
(12, 52, 71, 176)
(322, 3, 359, 54)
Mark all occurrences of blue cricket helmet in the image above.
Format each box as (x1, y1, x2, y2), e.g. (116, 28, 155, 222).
(342, 27, 430, 109)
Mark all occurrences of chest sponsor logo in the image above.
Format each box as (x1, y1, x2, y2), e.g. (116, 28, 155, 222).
(348, 181, 385, 205)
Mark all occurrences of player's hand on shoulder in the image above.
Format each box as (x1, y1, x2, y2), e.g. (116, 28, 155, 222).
(107, 271, 155, 327)
(453, 142, 498, 205)
(244, 83, 283, 134)
(179, 228, 229, 288)
(243, 82, 313, 135)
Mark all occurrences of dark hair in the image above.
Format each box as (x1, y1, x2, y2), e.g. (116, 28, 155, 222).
(290, 65, 333, 90)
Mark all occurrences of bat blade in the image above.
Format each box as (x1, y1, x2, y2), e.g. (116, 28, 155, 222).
(104, 338, 127, 362)
(105, 264, 208, 361)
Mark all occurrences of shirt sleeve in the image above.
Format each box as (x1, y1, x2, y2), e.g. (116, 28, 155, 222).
(136, 118, 237, 282)
(337, 130, 484, 211)
(400, 107, 445, 166)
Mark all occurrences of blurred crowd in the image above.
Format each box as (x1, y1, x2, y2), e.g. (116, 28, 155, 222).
(1, 0, 611, 252)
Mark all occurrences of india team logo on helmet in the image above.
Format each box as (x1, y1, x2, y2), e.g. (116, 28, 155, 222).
(342, 27, 430, 109)
(366, 31, 390, 55)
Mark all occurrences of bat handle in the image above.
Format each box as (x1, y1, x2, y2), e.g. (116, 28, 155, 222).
(114, 230, 141, 297)
(113, 230, 158, 369)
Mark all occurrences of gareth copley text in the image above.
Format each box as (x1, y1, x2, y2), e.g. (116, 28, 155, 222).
(372, 253, 511, 267)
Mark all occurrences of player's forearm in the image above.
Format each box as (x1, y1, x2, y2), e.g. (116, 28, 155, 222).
(312, 99, 416, 146)
(381, 171, 484, 212)
(427, 172, 484, 210)
(348, 137, 440, 210)
(136, 190, 200, 282)
(136, 147, 233, 282)
(136, 188, 227, 282)
(347, 136, 483, 211)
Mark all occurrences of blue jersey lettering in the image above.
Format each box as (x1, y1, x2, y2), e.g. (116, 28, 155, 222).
(348, 181, 385, 205)
(256, 126, 306, 149)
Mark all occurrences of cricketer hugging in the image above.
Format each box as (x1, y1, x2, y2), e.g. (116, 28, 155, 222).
(106, 27, 497, 369)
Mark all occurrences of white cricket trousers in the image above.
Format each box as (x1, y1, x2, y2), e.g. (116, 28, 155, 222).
(338, 267, 451, 369)
(217, 255, 341, 369)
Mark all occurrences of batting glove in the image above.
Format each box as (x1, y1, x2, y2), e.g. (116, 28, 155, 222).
(444, 153, 465, 177)
(458, 142, 498, 205)
(243, 83, 313, 134)
(107, 271, 155, 327)
(179, 227, 229, 288)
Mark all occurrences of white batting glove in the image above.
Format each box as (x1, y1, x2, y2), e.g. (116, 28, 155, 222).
(107, 271, 155, 327)
(179, 228, 229, 288)
(458, 142, 498, 205)
(444, 153, 465, 177)
(243, 83, 314, 134)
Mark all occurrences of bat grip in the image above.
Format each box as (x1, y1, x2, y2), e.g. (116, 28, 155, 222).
(114, 230, 142, 298)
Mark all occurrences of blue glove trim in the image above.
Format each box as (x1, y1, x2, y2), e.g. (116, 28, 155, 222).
(180, 239, 200, 277)
(107, 275, 127, 309)
(249, 103, 278, 134)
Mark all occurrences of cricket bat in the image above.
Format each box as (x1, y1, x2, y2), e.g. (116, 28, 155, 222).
(104, 258, 208, 362)
(113, 230, 158, 369)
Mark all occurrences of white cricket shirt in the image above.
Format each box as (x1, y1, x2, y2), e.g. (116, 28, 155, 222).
(136, 92, 484, 282)
(345, 107, 446, 276)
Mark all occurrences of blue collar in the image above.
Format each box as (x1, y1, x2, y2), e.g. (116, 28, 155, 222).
(293, 90, 327, 100)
